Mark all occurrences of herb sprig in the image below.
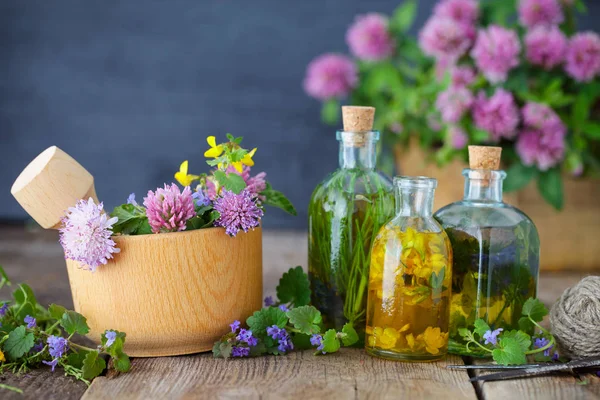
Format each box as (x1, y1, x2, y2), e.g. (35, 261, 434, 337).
(457, 298, 559, 365)
(213, 266, 359, 358)
(0, 265, 130, 392)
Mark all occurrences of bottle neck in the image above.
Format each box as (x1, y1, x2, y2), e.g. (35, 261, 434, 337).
(396, 188, 434, 217)
(337, 131, 378, 170)
(463, 169, 505, 203)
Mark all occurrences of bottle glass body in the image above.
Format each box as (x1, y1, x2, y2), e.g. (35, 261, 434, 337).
(308, 131, 394, 344)
(366, 177, 452, 361)
(434, 169, 540, 356)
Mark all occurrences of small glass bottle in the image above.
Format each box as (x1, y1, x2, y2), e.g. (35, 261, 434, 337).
(366, 176, 452, 361)
(434, 146, 539, 356)
(308, 106, 394, 344)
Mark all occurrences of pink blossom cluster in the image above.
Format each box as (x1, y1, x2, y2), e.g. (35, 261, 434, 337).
(435, 86, 474, 123)
(471, 25, 521, 84)
(144, 183, 195, 234)
(516, 102, 566, 170)
(303, 54, 358, 100)
(518, 0, 564, 28)
(525, 26, 568, 70)
(472, 89, 520, 141)
(346, 13, 395, 62)
(565, 32, 600, 82)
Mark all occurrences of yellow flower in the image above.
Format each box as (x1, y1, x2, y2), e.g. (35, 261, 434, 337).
(422, 326, 447, 355)
(406, 333, 415, 349)
(0, 349, 5, 362)
(425, 253, 446, 275)
(402, 227, 426, 259)
(379, 327, 400, 349)
(174, 161, 200, 186)
(231, 147, 257, 173)
(204, 136, 224, 158)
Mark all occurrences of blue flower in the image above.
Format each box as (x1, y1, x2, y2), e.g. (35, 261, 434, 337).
(266, 325, 293, 353)
(236, 329, 258, 347)
(43, 358, 60, 371)
(279, 304, 289, 312)
(192, 190, 211, 207)
(0, 303, 9, 317)
(31, 341, 44, 354)
(127, 193, 138, 206)
(483, 328, 503, 346)
(44, 335, 68, 372)
(232, 346, 250, 357)
(264, 296, 275, 307)
(24, 315, 36, 329)
(105, 330, 117, 348)
(230, 320, 241, 333)
(534, 337, 554, 357)
(310, 334, 325, 354)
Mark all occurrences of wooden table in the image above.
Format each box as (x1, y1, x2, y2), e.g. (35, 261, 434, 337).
(0, 227, 598, 400)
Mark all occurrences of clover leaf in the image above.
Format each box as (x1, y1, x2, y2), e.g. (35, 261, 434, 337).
(501, 330, 531, 353)
(61, 311, 90, 336)
(82, 351, 107, 380)
(4, 326, 35, 360)
(247, 307, 288, 339)
(492, 337, 527, 365)
(473, 319, 491, 338)
(276, 266, 311, 307)
(341, 323, 359, 347)
(521, 298, 548, 322)
(286, 306, 322, 335)
(320, 329, 340, 354)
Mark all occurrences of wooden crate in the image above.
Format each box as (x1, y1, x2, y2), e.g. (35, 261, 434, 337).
(395, 143, 600, 271)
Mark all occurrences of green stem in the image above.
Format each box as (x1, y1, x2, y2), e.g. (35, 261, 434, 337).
(0, 383, 22, 394)
(469, 339, 493, 354)
(525, 336, 555, 356)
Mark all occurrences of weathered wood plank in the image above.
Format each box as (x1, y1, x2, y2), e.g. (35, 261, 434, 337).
(472, 359, 600, 400)
(82, 350, 476, 400)
(0, 365, 88, 400)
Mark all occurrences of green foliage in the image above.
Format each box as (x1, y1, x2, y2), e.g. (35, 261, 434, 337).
(214, 170, 246, 194)
(276, 266, 311, 307)
(110, 204, 152, 235)
(60, 311, 90, 336)
(503, 164, 537, 192)
(320, 329, 341, 354)
(261, 183, 297, 216)
(81, 352, 106, 380)
(537, 169, 564, 210)
(492, 337, 527, 365)
(389, 0, 417, 33)
(321, 99, 340, 125)
(521, 298, 548, 322)
(4, 326, 35, 360)
(286, 306, 322, 335)
(247, 307, 288, 338)
(341, 323, 359, 347)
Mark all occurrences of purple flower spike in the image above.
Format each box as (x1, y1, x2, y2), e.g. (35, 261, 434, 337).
(24, 315, 36, 329)
(144, 184, 195, 234)
(230, 320, 241, 333)
(192, 190, 211, 207)
(483, 328, 503, 346)
(213, 189, 263, 237)
(236, 329, 258, 347)
(105, 330, 117, 348)
(231, 346, 250, 357)
(43, 358, 60, 372)
(278, 304, 289, 312)
(0, 303, 8, 317)
(310, 334, 323, 347)
(264, 296, 274, 307)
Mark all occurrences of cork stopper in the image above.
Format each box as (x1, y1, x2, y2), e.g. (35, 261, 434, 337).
(342, 106, 375, 132)
(468, 146, 502, 170)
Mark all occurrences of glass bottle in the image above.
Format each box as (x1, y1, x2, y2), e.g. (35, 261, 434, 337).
(433, 146, 539, 356)
(366, 176, 452, 361)
(308, 106, 394, 344)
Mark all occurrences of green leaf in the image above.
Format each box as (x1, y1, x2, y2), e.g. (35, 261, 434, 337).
(4, 326, 35, 360)
(390, 0, 417, 33)
(501, 330, 531, 353)
(521, 298, 548, 322)
(0, 265, 11, 288)
(286, 306, 322, 335)
(341, 323, 359, 347)
(430, 267, 445, 290)
(537, 169, 563, 210)
(82, 351, 106, 380)
(113, 353, 131, 373)
(518, 317, 534, 332)
(320, 329, 340, 354)
(60, 311, 90, 336)
(291, 333, 312, 350)
(260, 188, 297, 216)
(13, 283, 37, 307)
(66, 350, 89, 369)
(458, 328, 470, 338)
(582, 121, 600, 140)
(492, 337, 527, 365)
(503, 163, 537, 192)
(321, 99, 340, 125)
(48, 304, 67, 320)
(276, 266, 311, 307)
(246, 307, 288, 339)
(473, 319, 491, 338)
(213, 170, 247, 194)
(110, 204, 150, 235)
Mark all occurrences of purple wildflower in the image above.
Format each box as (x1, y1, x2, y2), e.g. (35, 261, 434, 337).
(472, 89, 520, 141)
(213, 189, 263, 237)
(105, 330, 117, 348)
(483, 328, 503, 346)
(267, 325, 283, 340)
(449, 126, 469, 149)
(144, 183, 195, 234)
(231, 346, 250, 357)
(0, 303, 9, 317)
(534, 337, 553, 356)
(266, 325, 293, 353)
(451, 65, 476, 87)
(516, 128, 566, 170)
(126, 193, 138, 206)
(43, 335, 68, 372)
(278, 304, 289, 312)
(192, 190, 211, 207)
(59, 198, 120, 272)
(303, 53, 358, 100)
(236, 329, 258, 347)
(521, 102, 563, 131)
(264, 296, 275, 307)
(525, 25, 567, 70)
(311, 334, 325, 354)
(435, 86, 474, 123)
(346, 13, 395, 61)
(471, 25, 521, 84)
(565, 32, 600, 82)
(518, 0, 564, 28)
(32, 341, 44, 354)
(24, 315, 36, 329)
(434, 0, 479, 26)
(419, 16, 472, 61)
(230, 320, 241, 333)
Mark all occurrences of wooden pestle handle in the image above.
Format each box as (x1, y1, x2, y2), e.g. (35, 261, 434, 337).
(11, 146, 98, 229)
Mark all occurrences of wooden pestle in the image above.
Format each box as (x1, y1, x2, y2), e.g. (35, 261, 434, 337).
(11, 146, 98, 229)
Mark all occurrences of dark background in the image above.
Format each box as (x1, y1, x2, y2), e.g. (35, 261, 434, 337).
(1, 0, 598, 229)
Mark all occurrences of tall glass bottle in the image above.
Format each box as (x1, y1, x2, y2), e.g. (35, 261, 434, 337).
(308, 106, 394, 343)
(434, 146, 540, 356)
(366, 177, 452, 361)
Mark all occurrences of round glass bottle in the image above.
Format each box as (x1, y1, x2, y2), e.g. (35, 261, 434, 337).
(366, 176, 452, 361)
(308, 106, 394, 344)
(434, 146, 540, 356)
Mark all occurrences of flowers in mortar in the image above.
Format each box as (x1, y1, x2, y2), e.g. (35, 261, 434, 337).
(58, 133, 296, 271)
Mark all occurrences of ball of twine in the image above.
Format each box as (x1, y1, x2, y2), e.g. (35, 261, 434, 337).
(550, 276, 600, 359)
